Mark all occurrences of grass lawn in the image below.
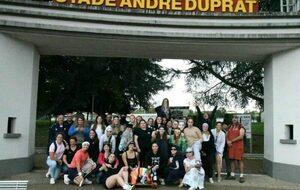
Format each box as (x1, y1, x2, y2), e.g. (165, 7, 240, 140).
(35, 119, 53, 147)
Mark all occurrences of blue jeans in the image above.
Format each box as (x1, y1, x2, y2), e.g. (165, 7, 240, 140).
(46, 157, 62, 180)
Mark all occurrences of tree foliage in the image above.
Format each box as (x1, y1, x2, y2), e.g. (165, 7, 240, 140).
(185, 60, 264, 110)
(37, 56, 171, 118)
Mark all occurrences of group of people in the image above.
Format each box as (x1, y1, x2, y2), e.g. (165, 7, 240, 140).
(46, 99, 246, 190)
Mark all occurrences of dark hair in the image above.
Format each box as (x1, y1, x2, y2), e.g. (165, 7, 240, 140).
(56, 132, 65, 139)
(101, 143, 111, 153)
(69, 136, 77, 142)
(216, 122, 223, 126)
(89, 129, 99, 144)
(91, 115, 105, 131)
(155, 126, 168, 141)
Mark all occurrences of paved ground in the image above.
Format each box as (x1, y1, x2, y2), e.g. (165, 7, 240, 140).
(1, 152, 300, 190)
(2, 170, 300, 190)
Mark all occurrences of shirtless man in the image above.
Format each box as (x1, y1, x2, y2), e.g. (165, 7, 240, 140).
(184, 118, 203, 161)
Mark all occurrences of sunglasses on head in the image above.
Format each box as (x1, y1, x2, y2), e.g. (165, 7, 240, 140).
(171, 148, 177, 150)
(186, 151, 192, 153)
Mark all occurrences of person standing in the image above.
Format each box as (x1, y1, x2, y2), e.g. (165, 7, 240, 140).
(68, 116, 90, 146)
(201, 123, 215, 184)
(155, 98, 171, 120)
(134, 119, 153, 166)
(227, 116, 246, 183)
(211, 122, 226, 182)
(184, 118, 203, 161)
(49, 114, 69, 143)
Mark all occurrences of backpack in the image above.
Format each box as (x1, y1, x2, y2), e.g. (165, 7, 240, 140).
(47, 140, 67, 156)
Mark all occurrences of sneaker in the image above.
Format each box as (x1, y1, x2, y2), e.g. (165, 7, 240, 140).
(209, 178, 214, 184)
(217, 176, 222, 182)
(178, 183, 184, 188)
(188, 187, 195, 190)
(64, 174, 70, 185)
(227, 175, 236, 180)
(50, 178, 55, 184)
(84, 178, 92, 185)
(159, 178, 165, 185)
(239, 177, 245, 183)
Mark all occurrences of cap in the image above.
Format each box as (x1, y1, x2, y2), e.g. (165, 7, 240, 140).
(126, 124, 133, 129)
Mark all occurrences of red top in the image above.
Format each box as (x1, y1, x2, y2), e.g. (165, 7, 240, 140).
(98, 152, 119, 168)
(69, 149, 89, 168)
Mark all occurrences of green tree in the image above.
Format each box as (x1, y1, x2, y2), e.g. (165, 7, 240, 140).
(185, 60, 264, 110)
(37, 56, 171, 118)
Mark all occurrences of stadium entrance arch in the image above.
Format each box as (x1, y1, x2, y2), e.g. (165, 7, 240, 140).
(1, 0, 300, 183)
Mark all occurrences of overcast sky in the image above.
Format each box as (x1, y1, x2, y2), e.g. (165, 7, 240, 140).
(152, 59, 258, 113)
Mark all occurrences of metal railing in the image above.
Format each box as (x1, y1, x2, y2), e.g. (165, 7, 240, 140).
(281, 0, 300, 12)
(0, 180, 28, 190)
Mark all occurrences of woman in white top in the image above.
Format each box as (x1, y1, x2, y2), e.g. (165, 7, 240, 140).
(99, 126, 116, 153)
(179, 147, 205, 190)
(46, 132, 67, 184)
(211, 122, 226, 182)
(91, 115, 105, 139)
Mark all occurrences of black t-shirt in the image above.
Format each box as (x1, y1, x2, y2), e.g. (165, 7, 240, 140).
(63, 146, 80, 164)
(146, 151, 162, 168)
(134, 127, 153, 151)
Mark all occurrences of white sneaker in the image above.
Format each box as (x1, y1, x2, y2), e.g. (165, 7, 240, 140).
(159, 178, 165, 185)
(217, 176, 222, 182)
(209, 178, 214, 184)
(50, 178, 55, 184)
(123, 184, 130, 190)
(64, 174, 70, 185)
(188, 187, 195, 190)
(84, 178, 92, 185)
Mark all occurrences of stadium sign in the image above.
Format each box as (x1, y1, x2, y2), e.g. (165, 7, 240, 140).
(53, 0, 258, 13)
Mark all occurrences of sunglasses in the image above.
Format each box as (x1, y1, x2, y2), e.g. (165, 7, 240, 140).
(171, 148, 177, 150)
(186, 151, 192, 153)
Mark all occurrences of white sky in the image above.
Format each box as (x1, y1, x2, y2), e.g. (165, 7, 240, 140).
(152, 59, 258, 113)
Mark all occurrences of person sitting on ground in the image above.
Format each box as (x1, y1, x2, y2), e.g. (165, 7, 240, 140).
(178, 147, 205, 190)
(165, 145, 185, 185)
(145, 142, 167, 186)
(122, 141, 140, 185)
(97, 143, 119, 184)
(63, 136, 80, 185)
(103, 161, 134, 190)
(46, 132, 67, 185)
(67, 141, 96, 186)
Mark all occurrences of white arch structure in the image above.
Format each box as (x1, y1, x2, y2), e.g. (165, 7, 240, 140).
(0, 0, 300, 183)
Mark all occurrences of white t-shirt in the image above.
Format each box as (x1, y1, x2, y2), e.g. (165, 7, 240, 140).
(49, 141, 65, 160)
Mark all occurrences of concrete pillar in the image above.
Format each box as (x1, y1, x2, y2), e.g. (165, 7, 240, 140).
(0, 33, 39, 176)
(264, 47, 300, 183)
